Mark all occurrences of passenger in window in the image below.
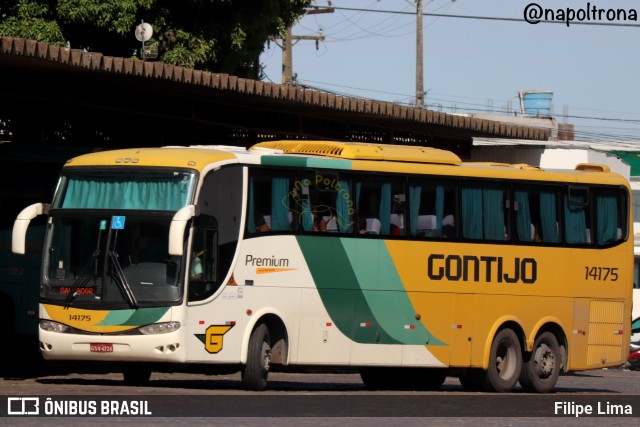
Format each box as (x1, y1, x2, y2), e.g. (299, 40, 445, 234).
(255, 215, 270, 232)
(390, 224, 401, 236)
(312, 207, 327, 232)
(533, 224, 542, 242)
(357, 215, 367, 234)
(190, 250, 204, 281)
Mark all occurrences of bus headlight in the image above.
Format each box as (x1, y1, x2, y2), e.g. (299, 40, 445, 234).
(139, 321, 181, 335)
(40, 320, 69, 333)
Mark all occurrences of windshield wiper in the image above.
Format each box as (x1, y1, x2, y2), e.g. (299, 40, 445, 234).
(101, 227, 138, 309)
(108, 250, 138, 309)
(64, 227, 104, 309)
(63, 249, 100, 309)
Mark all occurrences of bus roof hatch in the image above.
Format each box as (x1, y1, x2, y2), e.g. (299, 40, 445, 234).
(250, 140, 461, 165)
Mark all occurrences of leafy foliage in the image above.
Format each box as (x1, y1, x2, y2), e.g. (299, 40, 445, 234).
(0, 0, 65, 44)
(0, 0, 311, 77)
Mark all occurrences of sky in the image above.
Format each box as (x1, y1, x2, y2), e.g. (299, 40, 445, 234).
(259, 0, 640, 144)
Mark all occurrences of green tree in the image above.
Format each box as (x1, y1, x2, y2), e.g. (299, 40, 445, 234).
(0, 0, 311, 78)
(0, 0, 65, 44)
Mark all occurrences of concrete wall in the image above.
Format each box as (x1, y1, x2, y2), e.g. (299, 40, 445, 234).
(470, 145, 630, 180)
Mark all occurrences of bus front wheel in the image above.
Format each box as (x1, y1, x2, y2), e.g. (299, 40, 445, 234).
(519, 332, 561, 393)
(242, 323, 271, 391)
(485, 328, 522, 392)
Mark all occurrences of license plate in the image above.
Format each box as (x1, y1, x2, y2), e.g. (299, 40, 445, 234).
(90, 343, 113, 353)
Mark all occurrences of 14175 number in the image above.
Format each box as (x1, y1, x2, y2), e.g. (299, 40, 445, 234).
(584, 266, 618, 281)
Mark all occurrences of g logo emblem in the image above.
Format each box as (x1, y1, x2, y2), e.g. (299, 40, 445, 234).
(204, 325, 233, 353)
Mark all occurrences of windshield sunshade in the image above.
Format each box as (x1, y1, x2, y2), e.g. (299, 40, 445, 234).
(58, 171, 194, 210)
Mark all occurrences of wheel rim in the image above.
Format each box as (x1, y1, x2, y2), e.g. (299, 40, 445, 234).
(261, 341, 272, 372)
(496, 340, 518, 379)
(533, 343, 554, 378)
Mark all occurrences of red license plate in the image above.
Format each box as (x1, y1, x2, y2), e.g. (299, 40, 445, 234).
(90, 343, 113, 353)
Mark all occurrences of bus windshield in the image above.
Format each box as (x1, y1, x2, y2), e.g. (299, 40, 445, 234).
(39, 169, 197, 307)
(43, 212, 184, 308)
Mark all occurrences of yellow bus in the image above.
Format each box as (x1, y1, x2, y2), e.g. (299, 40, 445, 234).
(12, 140, 633, 393)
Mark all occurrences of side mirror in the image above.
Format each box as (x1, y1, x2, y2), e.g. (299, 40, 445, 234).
(168, 205, 198, 256)
(12, 203, 49, 254)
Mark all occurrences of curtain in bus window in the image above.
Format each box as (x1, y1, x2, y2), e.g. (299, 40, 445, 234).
(379, 181, 391, 235)
(515, 190, 532, 242)
(271, 176, 290, 231)
(435, 185, 445, 237)
(564, 195, 587, 244)
(462, 186, 483, 239)
(539, 191, 560, 243)
(301, 180, 313, 232)
(62, 177, 188, 210)
(409, 184, 421, 236)
(247, 178, 256, 233)
(483, 186, 505, 240)
(336, 178, 352, 233)
(596, 194, 618, 244)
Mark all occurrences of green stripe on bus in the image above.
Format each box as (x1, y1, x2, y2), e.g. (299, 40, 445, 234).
(261, 156, 352, 170)
(297, 236, 444, 346)
(341, 239, 445, 346)
(297, 236, 399, 344)
(98, 307, 169, 326)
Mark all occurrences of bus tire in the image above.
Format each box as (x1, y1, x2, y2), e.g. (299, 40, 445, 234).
(122, 364, 151, 386)
(485, 328, 522, 392)
(242, 323, 271, 391)
(519, 332, 561, 393)
(360, 368, 392, 390)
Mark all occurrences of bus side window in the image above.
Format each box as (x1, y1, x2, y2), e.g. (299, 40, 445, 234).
(408, 178, 456, 239)
(564, 186, 590, 245)
(390, 182, 406, 236)
(461, 183, 508, 241)
(594, 188, 626, 245)
(513, 186, 559, 244)
(247, 171, 293, 234)
(189, 225, 219, 301)
(354, 174, 405, 237)
(247, 173, 268, 234)
(287, 171, 354, 234)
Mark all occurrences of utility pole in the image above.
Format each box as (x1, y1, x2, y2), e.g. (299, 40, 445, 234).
(282, 32, 326, 85)
(415, 0, 424, 107)
(280, 7, 334, 85)
(282, 26, 293, 85)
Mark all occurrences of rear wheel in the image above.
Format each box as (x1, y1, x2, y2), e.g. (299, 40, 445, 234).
(242, 323, 271, 391)
(519, 332, 561, 393)
(360, 368, 394, 390)
(485, 328, 522, 392)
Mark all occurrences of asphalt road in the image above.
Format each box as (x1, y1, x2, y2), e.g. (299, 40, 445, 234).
(1, 362, 639, 426)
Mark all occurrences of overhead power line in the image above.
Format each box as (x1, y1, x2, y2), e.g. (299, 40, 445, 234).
(309, 6, 640, 27)
(287, 5, 639, 143)
(298, 79, 640, 143)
